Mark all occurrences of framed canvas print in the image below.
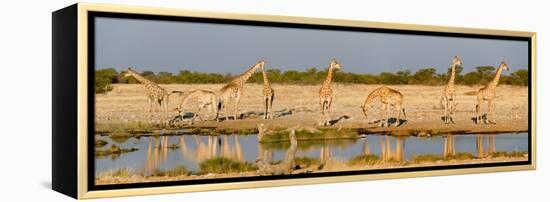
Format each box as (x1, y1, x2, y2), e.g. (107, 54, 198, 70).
(52, 3, 536, 199)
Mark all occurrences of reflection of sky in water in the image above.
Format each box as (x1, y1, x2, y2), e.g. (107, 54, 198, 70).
(95, 133, 528, 176)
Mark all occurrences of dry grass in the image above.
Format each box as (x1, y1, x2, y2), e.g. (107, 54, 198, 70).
(96, 84, 528, 134)
(198, 157, 257, 174)
(347, 154, 380, 166)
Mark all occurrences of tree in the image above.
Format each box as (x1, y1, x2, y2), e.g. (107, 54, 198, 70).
(378, 72, 401, 84)
(396, 70, 411, 84)
(95, 68, 118, 94)
(505, 69, 529, 86)
(475, 66, 495, 84)
(463, 71, 481, 86)
(412, 68, 439, 85)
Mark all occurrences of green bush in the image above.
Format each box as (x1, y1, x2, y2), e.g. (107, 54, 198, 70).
(95, 68, 118, 94)
(505, 69, 529, 86)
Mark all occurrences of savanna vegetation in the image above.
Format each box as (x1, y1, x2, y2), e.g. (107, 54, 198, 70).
(95, 66, 529, 94)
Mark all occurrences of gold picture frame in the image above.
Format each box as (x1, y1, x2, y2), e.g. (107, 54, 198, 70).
(52, 3, 536, 199)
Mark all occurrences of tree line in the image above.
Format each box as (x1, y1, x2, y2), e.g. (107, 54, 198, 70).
(95, 66, 528, 94)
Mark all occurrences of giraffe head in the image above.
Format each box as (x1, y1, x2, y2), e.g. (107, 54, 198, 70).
(500, 61, 510, 72)
(257, 60, 266, 70)
(360, 105, 369, 120)
(174, 106, 183, 113)
(452, 56, 462, 67)
(124, 67, 135, 77)
(330, 58, 342, 70)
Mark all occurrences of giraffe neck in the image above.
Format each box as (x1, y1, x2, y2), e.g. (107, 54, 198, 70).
(488, 65, 505, 88)
(448, 64, 456, 85)
(233, 63, 260, 86)
(128, 70, 153, 86)
(362, 90, 380, 109)
(262, 69, 271, 88)
(323, 65, 335, 87)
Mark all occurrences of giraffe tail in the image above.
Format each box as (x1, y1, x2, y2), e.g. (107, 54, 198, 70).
(402, 108, 407, 119)
(464, 91, 477, 96)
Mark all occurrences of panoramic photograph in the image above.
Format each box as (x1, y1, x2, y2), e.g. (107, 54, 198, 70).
(93, 16, 529, 185)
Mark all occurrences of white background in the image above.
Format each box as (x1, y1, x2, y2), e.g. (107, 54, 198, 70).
(0, 0, 547, 201)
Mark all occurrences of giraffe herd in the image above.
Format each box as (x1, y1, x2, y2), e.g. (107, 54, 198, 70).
(122, 56, 511, 127)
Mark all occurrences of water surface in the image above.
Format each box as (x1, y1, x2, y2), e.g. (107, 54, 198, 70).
(95, 133, 528, 176)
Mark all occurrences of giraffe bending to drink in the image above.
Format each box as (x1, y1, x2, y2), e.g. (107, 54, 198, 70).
(318, 59, 342, 126)
(475, 62, 510, 124)
(441, 56, 463, 124)
(360, 86, 406, 127)
(261, 65, 275, 119)
(124, 67, 172, 122)
(170, 89, 221, 125)
(219, 60, 265, 120)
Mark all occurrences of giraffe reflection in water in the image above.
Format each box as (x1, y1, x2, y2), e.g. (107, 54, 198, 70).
(112, 133, 525, 177)
(476, 135, 496, 158)
(379, 136, 405, 162)
(143, 135, 245, 176)
(144, 136, 170, 176)
(443, 135, 455, 157)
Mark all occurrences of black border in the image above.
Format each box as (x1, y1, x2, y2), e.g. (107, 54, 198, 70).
(88, 11, 532, 191)
(52, 4, 78, 198)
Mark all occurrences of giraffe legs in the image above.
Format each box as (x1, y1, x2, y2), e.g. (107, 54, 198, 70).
(264, 97, 269, 119)
(319, 99, 329, 126)
(148, 99, 154, 122)
(443, 95, 455, 124)
(191, 105, 204, 125)
(449, 96, 456, 124)
(476, 96, 483, 124)
(386, 103, 391, 127)
(381, 103, 390, 127)
(395, 104, 401, 127)
(443, 97, 449, 124)
(488, 99, 496, 124)
(268, 94, 274, 119)
(325, 97, 333, 126)
(233, 92, 242, 120)
(318, 99, 325, 126)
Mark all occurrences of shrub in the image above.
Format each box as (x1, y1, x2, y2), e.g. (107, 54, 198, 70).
(95, 68, 118, 94)
(348, 154, 380, 166)
(294, 157, 321, 167)
(98, 67, 528, 86)
(151, 165, 190, 177)
(199, 157, 257, 174)
(411, 154, 442, 164)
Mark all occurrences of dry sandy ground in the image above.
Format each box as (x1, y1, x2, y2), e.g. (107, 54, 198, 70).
(95, 156, 527, 185)
(95, 84, 529, 134)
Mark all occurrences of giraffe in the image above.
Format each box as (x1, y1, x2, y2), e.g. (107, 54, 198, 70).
(261, 65, 275, 119)
(441, 56, 463, 124)
(256, 130, 297, 175)
(318, 58, 342, 126)
(219, 60, 265, 120)
(124, 67, 171, 122)
(170, 89, 221, 125)
(475, 62, 510, 124)
(360, 86, 406, 127)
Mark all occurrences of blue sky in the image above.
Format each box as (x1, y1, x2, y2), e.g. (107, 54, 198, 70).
(95, 17, 528, 75)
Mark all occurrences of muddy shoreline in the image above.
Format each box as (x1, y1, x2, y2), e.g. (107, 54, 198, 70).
(95, 120, 528, 138)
